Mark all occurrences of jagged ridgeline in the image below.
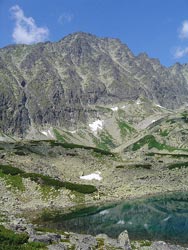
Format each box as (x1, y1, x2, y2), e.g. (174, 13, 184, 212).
(1, 32, 188, 138)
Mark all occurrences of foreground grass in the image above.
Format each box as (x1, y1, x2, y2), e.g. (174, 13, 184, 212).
(0, 225, 47, 250)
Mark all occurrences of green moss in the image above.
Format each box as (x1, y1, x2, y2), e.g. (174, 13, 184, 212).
(0, 170, 25, 191)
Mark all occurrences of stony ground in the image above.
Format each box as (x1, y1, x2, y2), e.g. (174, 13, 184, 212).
(1, 140, 188, 249)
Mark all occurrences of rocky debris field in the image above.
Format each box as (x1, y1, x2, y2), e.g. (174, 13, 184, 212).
(1, 140, 188, 249)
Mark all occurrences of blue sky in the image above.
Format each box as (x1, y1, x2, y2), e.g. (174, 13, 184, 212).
(1, 0, 188, 66)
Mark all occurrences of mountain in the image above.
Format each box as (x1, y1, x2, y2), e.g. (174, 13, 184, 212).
(0, 32, 188, 137)
(2, 33, 188, 249)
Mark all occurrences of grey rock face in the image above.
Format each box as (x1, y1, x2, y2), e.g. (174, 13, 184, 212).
(1, 32, 188, 135)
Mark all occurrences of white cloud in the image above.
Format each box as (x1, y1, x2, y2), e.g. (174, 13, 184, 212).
(10, 5, 49, 44)
(58, 13, 74, 25)
(179, 20, 188, 39)
(174, 47, 188, 58)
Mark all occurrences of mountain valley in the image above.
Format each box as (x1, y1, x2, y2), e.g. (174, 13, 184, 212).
(1, 32, 188, 249)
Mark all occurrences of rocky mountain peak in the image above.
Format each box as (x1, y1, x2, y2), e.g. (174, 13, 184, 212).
(0, 32, 188, 135)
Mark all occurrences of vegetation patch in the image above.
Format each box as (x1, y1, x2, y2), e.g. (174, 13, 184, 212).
(93, 131, 116, 151)
(0, 170, 25, 191)
(96, 238, 105, 249)
(0, 225, 47, 250)
(181, 111, 188, 123)
(168, 162, 188, 170)
(117, 120, 136, 137)
(50, 141, 115, 156)
(132, 135, 188, 152)
(116, 164, 151, 169)
(146, 152, 188, 158)
(0, 164, 24, 175)
(53, 128, 68, 143)
(159, 129, 169, 137)
(0, 164, 97, 194)
(39, 185, 60, 201)
(22, 172, 97, 194)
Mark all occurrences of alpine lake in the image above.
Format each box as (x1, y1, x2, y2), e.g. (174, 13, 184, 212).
(34, 191, 188, 246)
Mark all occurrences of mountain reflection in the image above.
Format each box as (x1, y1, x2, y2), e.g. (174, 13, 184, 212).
(39, 192, 188, 245)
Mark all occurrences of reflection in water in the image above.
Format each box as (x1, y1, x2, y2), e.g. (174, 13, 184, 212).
(38, 192, 188, 245)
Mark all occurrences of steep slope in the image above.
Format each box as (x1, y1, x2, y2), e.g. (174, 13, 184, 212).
(1, 32, 188, 136)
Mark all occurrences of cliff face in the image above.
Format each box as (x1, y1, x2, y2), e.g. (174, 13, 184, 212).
(1, 32, 188, 135)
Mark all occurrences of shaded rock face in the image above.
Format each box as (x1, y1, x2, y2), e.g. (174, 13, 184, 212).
(1, 32, 188, 135)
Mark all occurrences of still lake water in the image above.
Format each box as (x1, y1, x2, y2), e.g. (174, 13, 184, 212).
(38, 192, 188, 245)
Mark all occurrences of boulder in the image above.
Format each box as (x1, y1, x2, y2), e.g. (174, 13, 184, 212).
(118, 230, 132, 250)
(96, 231, 132, 250)
(29, 233, 61, 244)
(69, 233, 97, 250)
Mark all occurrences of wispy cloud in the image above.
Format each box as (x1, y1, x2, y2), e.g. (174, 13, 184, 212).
(179, 20, 188, 39)
(174, 47, 188, 58)
(10, 5, 49, 44)
(173, 20, 188, 59)
(58, 13, 74, 25)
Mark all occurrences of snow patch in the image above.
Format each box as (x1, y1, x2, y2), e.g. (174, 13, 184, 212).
(41, 128, 54, 138)
(99, 210, 109, 215)
(152, 120, 156, 123)
(163, 216, 171, 222)
(136, 99, 142, 105)
(117, 220, 125, 225)
(80, 171, 102, 181)
(156, 104, 166, 109)
(89, 120, 103, 135)
(69, 130, 77, 134)
(111, 106, 118, 111)
(41, 131, 48, 136)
